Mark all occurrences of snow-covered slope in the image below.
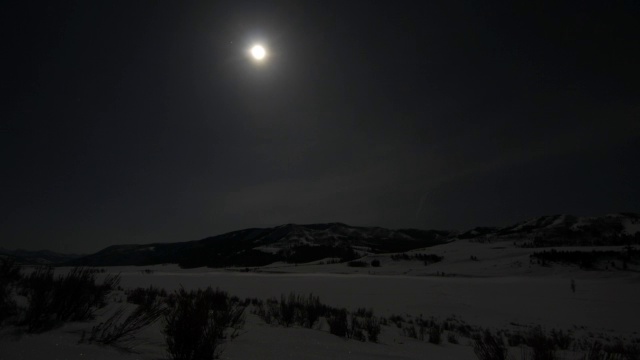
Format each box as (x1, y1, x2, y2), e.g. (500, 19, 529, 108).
(3, 233, 640, 360)
(68, 223, 451, 267)
(65, 213, 640, 268)
(458, 213, 640, 246)
(0, 248, 83, 265)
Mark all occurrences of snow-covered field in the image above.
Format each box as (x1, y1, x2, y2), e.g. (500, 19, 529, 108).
(2, 239, 639, 359)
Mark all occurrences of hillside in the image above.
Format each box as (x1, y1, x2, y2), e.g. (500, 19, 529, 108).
(64, 213, 640, 268)
(0, 248, 83, 265)
(458, 213, 640, 246)
(68, 223, 451, 268)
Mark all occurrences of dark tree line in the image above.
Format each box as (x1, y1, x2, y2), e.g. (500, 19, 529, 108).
(391, 253, 444, 265)
(530, 248, 638, 270)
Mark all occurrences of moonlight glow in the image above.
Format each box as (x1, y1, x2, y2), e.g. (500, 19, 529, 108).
(250, 45, 266, 60)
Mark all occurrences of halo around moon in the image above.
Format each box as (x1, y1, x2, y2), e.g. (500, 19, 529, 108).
(250, 45, 267, 61)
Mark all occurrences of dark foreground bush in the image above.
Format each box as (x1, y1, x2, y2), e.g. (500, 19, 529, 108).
(474, 330, 508, 360)
(164, 287, 245, 360)
(126, 286, 168, 307)
(254, 293, 325, 329)
(364, 316, 381, 342)
(299, 294, 323, 328)
(429, 325, 442, 344)
(20, 267, 120, 332)
(327, 308, 349, 337)
(0, 258, 22, 325)
(85, 299, 165, 348)
(447, 332, 459, 344)
(252, 293, 381, 343)
(527, 326, 557, 360)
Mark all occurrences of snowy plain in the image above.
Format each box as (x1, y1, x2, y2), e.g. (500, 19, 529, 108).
(2, 239, 639, 359)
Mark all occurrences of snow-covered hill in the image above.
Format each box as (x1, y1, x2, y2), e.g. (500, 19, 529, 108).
(64, 213, 640, 268)
(0, 248, 83, 265)
(3, 221, 640, 360)
(68, 223, 451, 267)
(458, 213, 640, 246)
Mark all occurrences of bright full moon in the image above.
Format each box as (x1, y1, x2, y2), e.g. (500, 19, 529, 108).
(250, 45, 266, 60)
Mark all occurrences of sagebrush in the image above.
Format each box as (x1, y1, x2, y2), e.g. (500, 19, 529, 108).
(164, 287, 245, 360)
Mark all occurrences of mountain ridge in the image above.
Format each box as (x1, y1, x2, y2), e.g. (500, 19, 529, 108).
(459, 212, 640, 246)
(67, 223, 452, 268)
(0, 248, 84, 265)
(6, 213, 639, 267)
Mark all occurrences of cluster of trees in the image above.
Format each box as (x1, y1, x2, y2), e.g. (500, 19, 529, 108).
(178, 245, 361, 268)
(391, 253, 444, 265)
(518, 232, 640, 248)
(530, 248, 638, 270)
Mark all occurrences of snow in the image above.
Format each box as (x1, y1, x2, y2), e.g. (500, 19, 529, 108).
(223, 316, 474, 360)
(3, 239, 639, 359)
(0, 323, 145, 360)
(549, 214, 566, 227)
(623, 218, 640, 235)
(110, 265, 639, 334)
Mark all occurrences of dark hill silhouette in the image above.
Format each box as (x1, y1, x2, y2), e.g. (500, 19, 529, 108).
(39, 213, 640, 268)
(67, 223, 451, 268)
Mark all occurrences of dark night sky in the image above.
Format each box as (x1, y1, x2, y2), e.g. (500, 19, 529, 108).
(2, 1, 639, 254)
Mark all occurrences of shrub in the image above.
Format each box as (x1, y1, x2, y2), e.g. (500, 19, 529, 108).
(164, 287, 245, 360)
(278, 293, 297, 327)
(0, 258, 21, 325)
(85, 299, 165, 348)
(0, 258, 21, 285)
(583, 339, 638, 360)
(447, 332, 458, 344)
(20, 267, 55, 332)
(402, 324, 418, 339)
(300, 294, 323, 328)
(20, 267, 119, 332)
(455, 323, 473, 338)
(327, 308, 348, 337)
(429, 325, 442, 344)
(585, 341, 605, 360)
(389, 314, 405, 328)
(254, 293, 325, 329)
(371, 259, 381, 267)
(473, 330, 508, 360)
(252, 293, 382, 343)
(354, 307, 373, 319)
(507, 331, 526, 347)
(253, 298, 276, 325)
(349, 314, 366, 341)
(527, 326, 557, 360)
(550, 328, 573, 350)
(126, 286, 167, 307)
(364, 316, 381, 343)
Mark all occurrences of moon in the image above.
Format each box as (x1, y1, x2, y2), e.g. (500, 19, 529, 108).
(250, 45, 266, 61)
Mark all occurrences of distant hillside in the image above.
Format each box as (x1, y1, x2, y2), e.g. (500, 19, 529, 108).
(64, 213, 640, 268)
(68, 223, 452, 268)
(0, 248, 84, 265)
(458, 213, 640, 246)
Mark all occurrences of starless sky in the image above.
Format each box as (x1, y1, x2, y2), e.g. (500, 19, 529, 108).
(2, 1, 639, 254)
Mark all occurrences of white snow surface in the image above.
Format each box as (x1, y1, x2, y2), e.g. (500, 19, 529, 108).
(3, 239, 639, 359)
